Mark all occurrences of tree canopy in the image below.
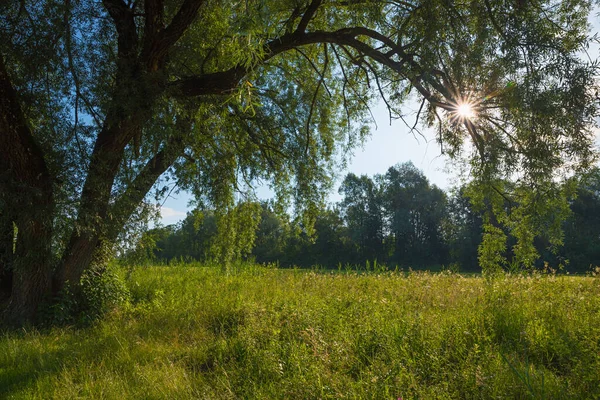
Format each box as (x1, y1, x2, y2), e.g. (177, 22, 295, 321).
(0, 0, 598, 324)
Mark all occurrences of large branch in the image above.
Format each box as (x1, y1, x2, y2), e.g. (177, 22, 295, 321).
(102, 0, 137, 59)
(144, 0, 164, 40)
(161, 0, 205, 49)
(170, 26, 487, 163)
(171, 27, 455, 107)
(295, 0, 322, 34)
(106, 133, 187, 243)
(142, 0, 206, 71)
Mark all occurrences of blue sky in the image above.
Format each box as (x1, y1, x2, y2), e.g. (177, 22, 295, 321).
(158, 98, 455, 225)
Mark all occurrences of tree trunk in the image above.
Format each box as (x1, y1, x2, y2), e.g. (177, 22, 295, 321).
(9, 208, 54, 324)
(56, 75, 160, 289)
(57, 116, 140, 288)
(0, 215, 14, 300)
(0, 53, 54, 324)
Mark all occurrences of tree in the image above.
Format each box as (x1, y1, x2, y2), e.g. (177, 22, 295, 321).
(446, 186, 483, 271)
(1, 0, 597, 323)
(152, 209, 218, 262)
(252, 202, 289, 265)
(339, 173, 386, 263)
(382, 162, 447, 267)
(555, 168, 600, 272)
(309, 207, 355, 267)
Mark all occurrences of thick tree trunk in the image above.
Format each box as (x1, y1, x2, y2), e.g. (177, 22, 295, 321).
(56, 0, 204, 289)
(57, 115, 142, 288)
(9, 209, 54, 324)
(0, 216, 14, 300)
(0, 53, 54, 324)
(56, 70, 161, 289)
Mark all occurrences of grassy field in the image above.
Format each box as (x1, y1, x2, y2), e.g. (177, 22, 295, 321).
(1, 264, 600, 399)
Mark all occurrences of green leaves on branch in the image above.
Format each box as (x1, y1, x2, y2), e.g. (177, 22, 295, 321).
(211, 201, 262, 271)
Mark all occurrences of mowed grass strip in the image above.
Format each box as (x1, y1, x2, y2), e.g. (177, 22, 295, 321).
(1, 265, 599, 399)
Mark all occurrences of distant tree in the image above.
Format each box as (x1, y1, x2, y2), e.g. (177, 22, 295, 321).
(558, 169, 600, 272)
(308, 207, 355, 267)
(166, 209, 218, 261)
(339, 173, 387, 264)
(136, 202, 261, 267)
(134, 224, 176, 264)
(446, 187, 483, 271)
(252, 202, 289, 265)
(381, 162, 447, 267)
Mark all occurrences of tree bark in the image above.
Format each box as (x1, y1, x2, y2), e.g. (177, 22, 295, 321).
(0, 215, 14, 299)
(0, 53, 54, 324)
(56, 110, 146, 289)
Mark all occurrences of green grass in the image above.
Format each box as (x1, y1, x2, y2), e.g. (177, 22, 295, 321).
(1, 265, 600, 399)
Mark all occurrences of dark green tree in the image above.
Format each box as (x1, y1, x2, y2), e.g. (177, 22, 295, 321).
(382, 162, 447, 267)
(558, 168, 600, 272)
(446, 187, 483, 271)
(156, 209, 218, 262)
(252, 202, 289, 265)
(339, 173, 386, 263)
(309, 207, 355, 267)
(1, 0, 597, 323)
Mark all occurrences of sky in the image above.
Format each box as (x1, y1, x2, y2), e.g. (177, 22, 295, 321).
(158, 98, 456, 226)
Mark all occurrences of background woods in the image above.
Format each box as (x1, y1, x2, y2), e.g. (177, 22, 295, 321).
(137, 164, 600, 274)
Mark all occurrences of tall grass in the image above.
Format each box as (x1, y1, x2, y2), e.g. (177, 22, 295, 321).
(1, 265, 599, 399)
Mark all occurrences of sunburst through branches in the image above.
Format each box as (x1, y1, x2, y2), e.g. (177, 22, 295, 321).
(449, 96, 478, 123)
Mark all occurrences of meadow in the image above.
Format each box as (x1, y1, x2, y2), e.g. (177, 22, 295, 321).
(1, 264, 599, 399)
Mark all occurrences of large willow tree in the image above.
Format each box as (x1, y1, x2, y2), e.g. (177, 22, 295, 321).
(0, 0, 597, 323)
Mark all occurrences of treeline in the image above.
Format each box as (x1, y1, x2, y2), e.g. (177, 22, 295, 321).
(134, 163, 600, 272)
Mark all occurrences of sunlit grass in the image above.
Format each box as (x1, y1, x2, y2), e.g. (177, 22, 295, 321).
(1, 265, 599, 399)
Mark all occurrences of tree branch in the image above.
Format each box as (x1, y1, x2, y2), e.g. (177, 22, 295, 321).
(141, 0, 164, 65)
(142, 0, 205, 70)
(106, 117, 192, 242)
(102, 0, 137, 60)
(295, 0, 322, 34)
(144, 0, 164, 39)
(170, 26, 457, 113)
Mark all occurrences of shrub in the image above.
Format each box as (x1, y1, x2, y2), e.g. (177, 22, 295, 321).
(44, 264, 130, 325)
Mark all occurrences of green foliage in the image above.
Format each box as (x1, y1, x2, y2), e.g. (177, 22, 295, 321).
(382, 163, 448, 266)
(211, 201, 262, 270)
(479, 222, 508, 276)
(143, 164, 600, 273)
(339, 172, 386, 262)
(559, 168, 600, 269)
(43, 265, 130, 326)
(2, 264, 600, 398)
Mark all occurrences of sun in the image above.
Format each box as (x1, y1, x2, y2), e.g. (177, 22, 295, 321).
(455, 102, 476, 120)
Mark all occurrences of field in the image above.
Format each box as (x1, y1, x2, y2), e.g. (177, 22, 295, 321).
(1, 264, 600, 399)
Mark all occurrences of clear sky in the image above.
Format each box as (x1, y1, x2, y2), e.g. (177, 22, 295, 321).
(158, 98, 456, 225)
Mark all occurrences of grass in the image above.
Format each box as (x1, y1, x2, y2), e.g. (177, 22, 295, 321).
(1, 264, 600, 399)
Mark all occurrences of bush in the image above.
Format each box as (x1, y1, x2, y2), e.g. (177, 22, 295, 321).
(44, 264, 130, 325)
